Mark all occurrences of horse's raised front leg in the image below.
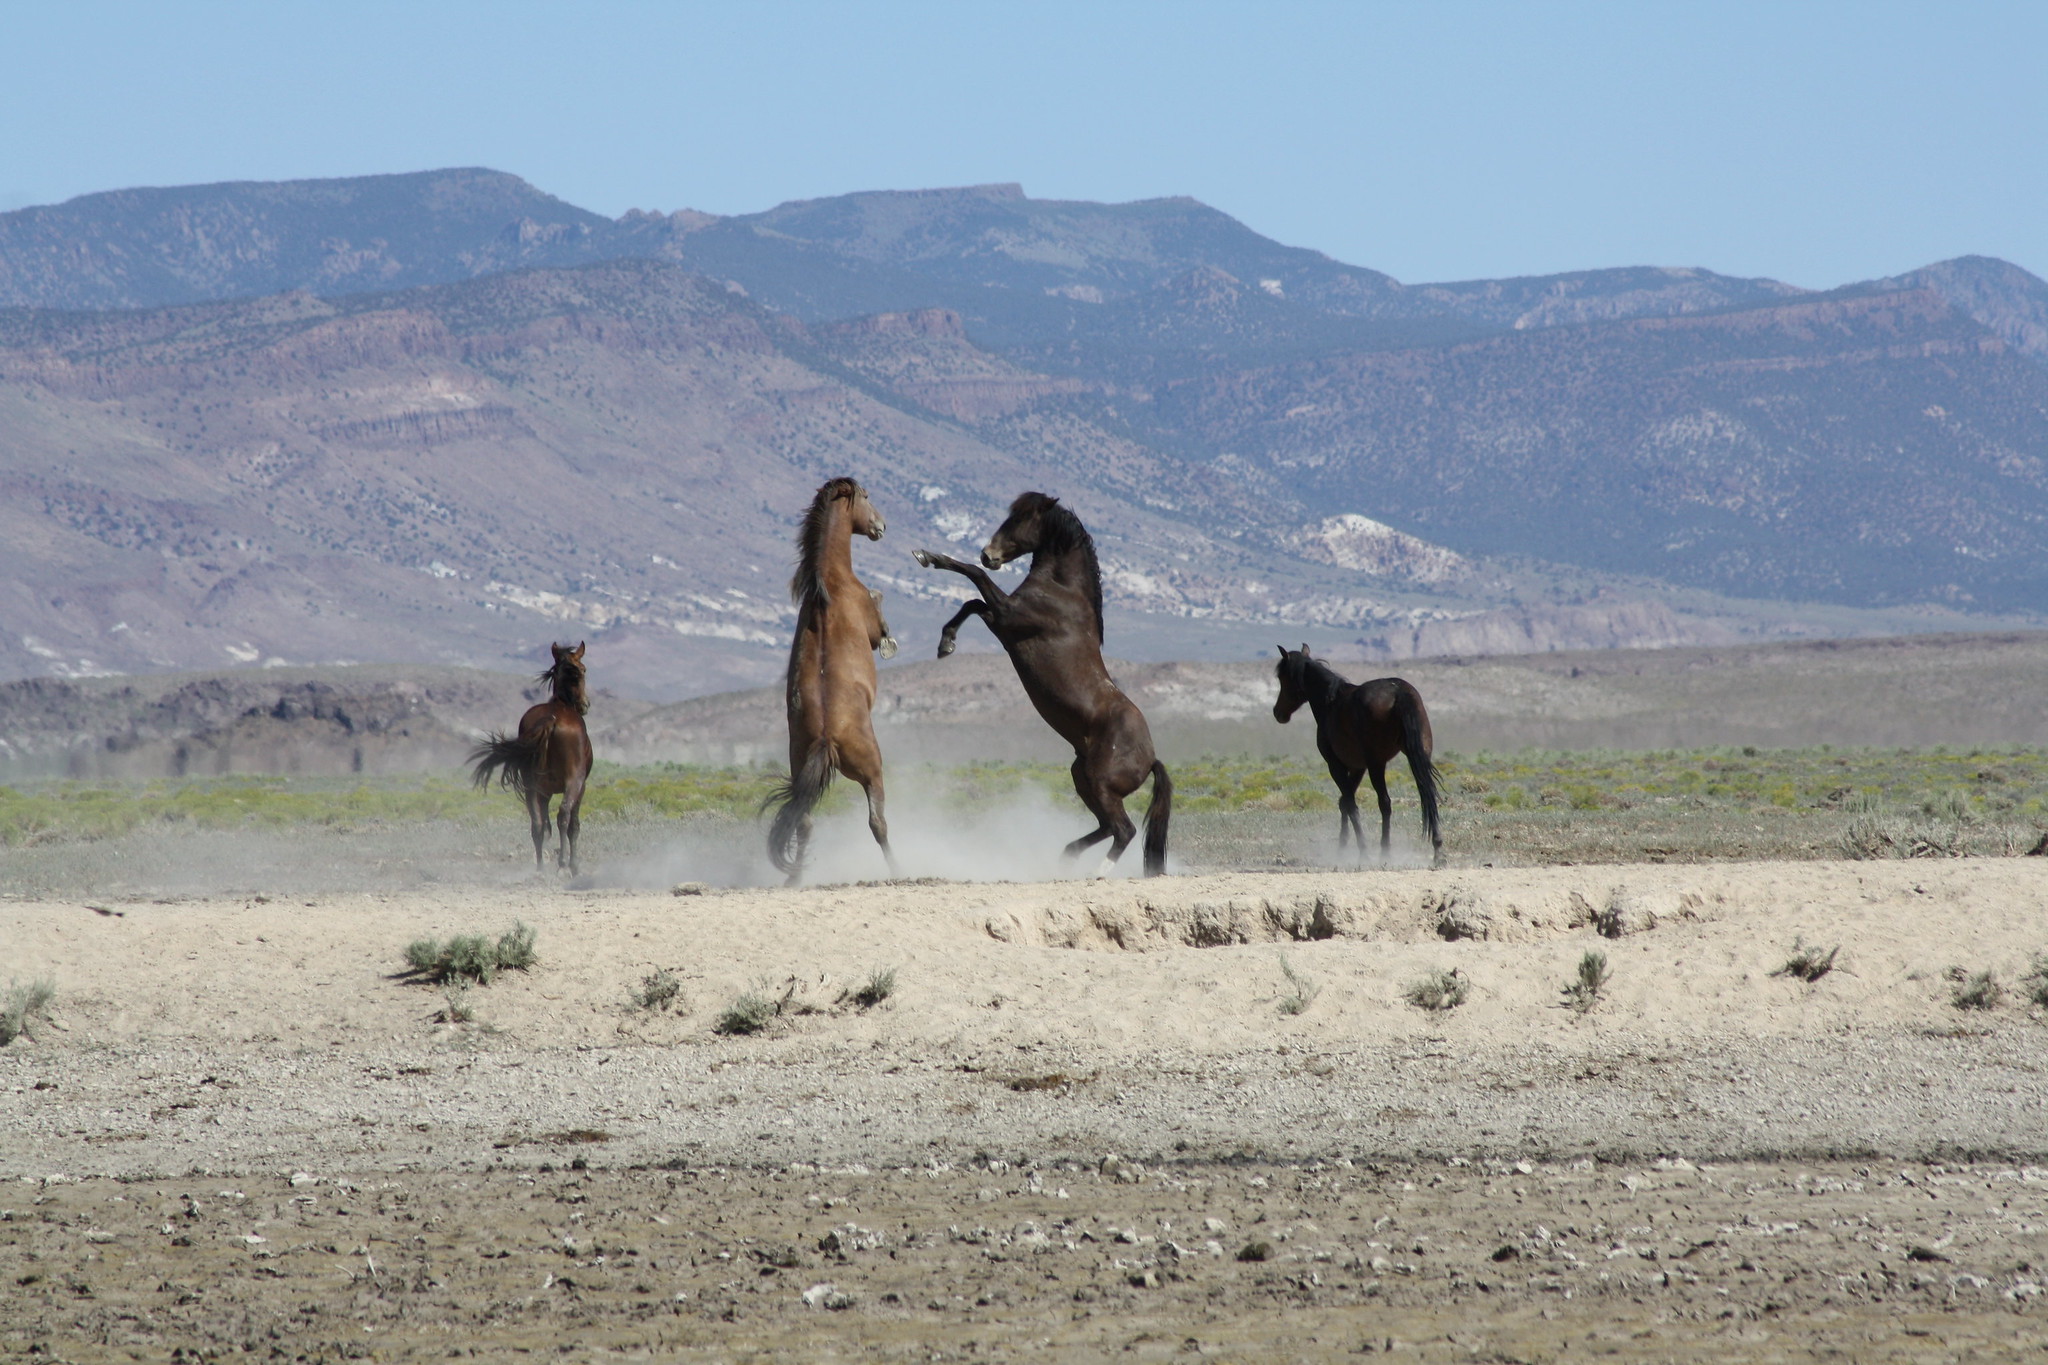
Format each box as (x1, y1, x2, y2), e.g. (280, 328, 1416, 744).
(936, 599, 989, 658)
(912, 549, 1008, 607)
(867, 587, 898, 660)
(559, 775, 588, 876)
(1326, 759, 1364, 859)
(526, 790, 550, 872)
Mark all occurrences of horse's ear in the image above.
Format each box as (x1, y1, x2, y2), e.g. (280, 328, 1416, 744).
(1276, 643, 1289, 657)
(551, 642, 567, 659)
(1300, 642, 1311, 657)
(573, 641, 586, 661)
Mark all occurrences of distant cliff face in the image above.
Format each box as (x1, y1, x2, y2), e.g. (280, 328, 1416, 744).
(1, 170, 2044, 694)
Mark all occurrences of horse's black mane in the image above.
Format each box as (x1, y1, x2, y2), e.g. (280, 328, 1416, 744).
(538, 648, 590, 715)
(792, 477, 862, 609)
(1277, 648, 1345, 707)
(1016, 493, 1105, 643)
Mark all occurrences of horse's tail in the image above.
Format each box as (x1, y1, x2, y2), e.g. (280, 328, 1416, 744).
(1396, 687, 1444, 858)
(1142, 759, 1173, 878)
(764, 740, 838, 876)
(469, 720, 550, 800)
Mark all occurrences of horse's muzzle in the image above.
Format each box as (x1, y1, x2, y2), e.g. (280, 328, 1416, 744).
(867, 521, 885, 540)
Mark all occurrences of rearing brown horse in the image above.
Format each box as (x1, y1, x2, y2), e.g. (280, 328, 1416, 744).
(1273, 644, 1444, 868)
(915, 491, 1172, 876)
(765, 477, 899, 882)
(469, 641, 595, 873)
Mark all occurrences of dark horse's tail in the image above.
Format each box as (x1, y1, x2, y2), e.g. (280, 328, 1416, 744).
(1396, 686, 1444, 859)
(1143, 759, 1173, 877)
(764, 741, 837, 876)
(469, 719, 552, 800)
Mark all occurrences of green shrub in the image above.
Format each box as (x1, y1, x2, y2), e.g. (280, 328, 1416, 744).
(1952, 970, 2002, 1011)
(1276, 954, 1320, 1017)
(0, 979, 55, 1045)
(714, 991, 781, 1036)
(1562, 951, 1609, 1014)
(1404, 968, 1468, 1012)
(403, 921, 537, 985)
(849, 967, 897, 1010)
(2016, 954, 2048, 1008)
(1771, 937, 1840, 983)
(632, 969, 683, 1012)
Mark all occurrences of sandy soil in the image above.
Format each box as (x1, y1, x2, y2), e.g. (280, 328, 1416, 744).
(4, 860, 2047, 1359)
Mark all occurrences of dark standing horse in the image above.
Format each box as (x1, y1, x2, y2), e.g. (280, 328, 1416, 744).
(914, 491, 1172, 876)
(1273, 645, 1444, 867)
(764, 477, 899, 882)
(469, 641, 595, 873)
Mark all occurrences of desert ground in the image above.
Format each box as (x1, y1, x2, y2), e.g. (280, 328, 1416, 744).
(4, 850, 2047, 1360)
(7, 639, 2048, 1358)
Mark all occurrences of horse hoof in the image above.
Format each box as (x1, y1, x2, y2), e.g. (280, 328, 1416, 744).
(936, 638, 956, 659)
(878, 637, 898, 660)
(912, 549, 934, 567)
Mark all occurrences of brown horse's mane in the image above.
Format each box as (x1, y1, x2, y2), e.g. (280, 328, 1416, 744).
(1017, 493, 1105, 644)
(791, 477, 862, 610)
(538, 650, 590, 715)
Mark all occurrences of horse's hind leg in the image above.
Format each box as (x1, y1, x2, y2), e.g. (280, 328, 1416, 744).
(838, 726, 898, 877)
(1061, 757, 1115, 863)
(1367, 763, 1394, 864)
(1085, 763, 1140, 875)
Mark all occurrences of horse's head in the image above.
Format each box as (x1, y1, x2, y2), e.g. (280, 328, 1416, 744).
(981, 491, 1061, 569)
(545, 641, 590, 714)
(1273, 643, 1313, 723)
(847, 482, 885, 541)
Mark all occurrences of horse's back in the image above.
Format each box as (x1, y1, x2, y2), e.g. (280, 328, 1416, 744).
(1324, 677, 1430, 766)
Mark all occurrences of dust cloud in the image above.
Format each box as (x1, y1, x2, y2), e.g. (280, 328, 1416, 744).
(593, 780, 1165, 889)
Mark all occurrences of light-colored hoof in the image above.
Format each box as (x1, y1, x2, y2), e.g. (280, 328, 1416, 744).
(912, 549, 935, 567)
(1093, 855, 1117, 879)
(936, 637, 956, 659)
(877, 636, 898, 659)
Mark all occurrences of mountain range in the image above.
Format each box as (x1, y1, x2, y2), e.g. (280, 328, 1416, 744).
(1, 168, 2044, 696)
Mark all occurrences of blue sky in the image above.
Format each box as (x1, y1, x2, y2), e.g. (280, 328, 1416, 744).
(4, 0, 2043, 287)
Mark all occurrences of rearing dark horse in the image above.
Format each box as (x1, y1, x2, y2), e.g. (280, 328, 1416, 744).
(1273, 645, 1445, 868)
(469, 641, 595, 874)
(914, 492, 1172, 876)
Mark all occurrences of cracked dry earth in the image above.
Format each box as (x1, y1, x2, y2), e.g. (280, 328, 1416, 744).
(4, 860, 2048, 1360)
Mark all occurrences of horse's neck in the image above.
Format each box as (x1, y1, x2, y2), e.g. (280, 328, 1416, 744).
(1302, 665, 1347, 720)
(1025, 548, 1098, 624)
(816, 503, 859, 600)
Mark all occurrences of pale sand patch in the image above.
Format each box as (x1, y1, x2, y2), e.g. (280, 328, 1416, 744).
(2, 860, 2045, 1178)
